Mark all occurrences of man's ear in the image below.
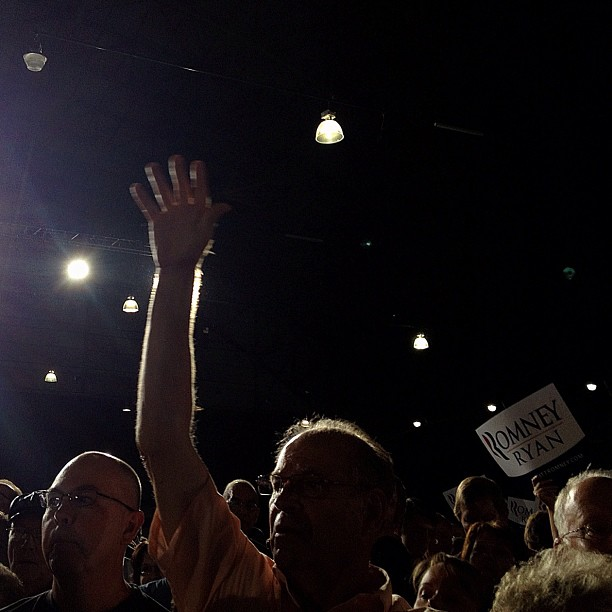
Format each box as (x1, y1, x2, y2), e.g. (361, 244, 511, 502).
(123, 510, 145, 545)
(361, 488, 388, 537)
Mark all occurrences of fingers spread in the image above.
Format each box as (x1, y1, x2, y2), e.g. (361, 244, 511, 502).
(168, 154, 192, 205)
(145, 162, 172, 212)
(130, 183, 155, 222)
(190, 160, 209, 205)
(134, 156, 231, 225)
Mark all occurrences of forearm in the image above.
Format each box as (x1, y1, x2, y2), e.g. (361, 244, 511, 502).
(136, 264, 201, 455)
(547, 506, 559, 541)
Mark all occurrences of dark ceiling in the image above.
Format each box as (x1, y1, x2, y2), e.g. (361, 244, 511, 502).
(1, 1, 611, 517)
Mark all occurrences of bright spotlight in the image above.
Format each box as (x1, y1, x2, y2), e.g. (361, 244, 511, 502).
(67, 259, 90, 280)
(412, 420, 422, 428)
(487, 403, 497, 412)
(586, 382, 597, 392)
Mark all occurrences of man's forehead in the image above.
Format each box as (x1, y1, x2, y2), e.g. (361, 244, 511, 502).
(53, 454, 120, 489)
(275, 431, 359, 474)
(229, 483, 257, 499)
(570, 477, 612, 513)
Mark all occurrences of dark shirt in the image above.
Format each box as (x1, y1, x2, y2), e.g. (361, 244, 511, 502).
(139, 578, 173, 610)
(0, 588, 169, 611)
(246, 527, 270, 556)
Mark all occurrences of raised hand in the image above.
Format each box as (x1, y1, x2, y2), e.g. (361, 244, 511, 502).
(531, 474, 560, 511)
(130, 154, 231, 269)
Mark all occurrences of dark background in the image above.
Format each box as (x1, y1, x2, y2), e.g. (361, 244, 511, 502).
(1, 1, 610, 522)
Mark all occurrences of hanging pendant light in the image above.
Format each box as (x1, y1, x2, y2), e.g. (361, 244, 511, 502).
(315, 110, 344, 144)
(23, 34, 47, 72)
(413, 333, 429, 350)
(122, 296, 139, 313)
(44, 370, 57, 383)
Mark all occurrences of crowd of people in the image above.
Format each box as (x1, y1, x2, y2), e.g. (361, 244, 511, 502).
(1, 155, 611, 611)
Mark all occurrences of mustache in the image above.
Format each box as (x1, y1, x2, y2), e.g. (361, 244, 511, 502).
(47, 532, 85, 552)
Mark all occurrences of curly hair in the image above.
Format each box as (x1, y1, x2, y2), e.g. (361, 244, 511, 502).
(491, 547, 612, 612)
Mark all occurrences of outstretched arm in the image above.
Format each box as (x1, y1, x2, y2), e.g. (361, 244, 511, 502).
(131, 155, 231, 540)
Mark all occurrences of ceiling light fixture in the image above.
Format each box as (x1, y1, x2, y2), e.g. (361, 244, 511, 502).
(44, 370, 57, 383)
(413, 333, 429, 350)
(586, 382, 597, 392)
(23, 34, 47, 72)
(487, 403, 497, 412)
(66, 258, 90, 280)
(315, 110, 344, 144)
(122, 296, 139, 313)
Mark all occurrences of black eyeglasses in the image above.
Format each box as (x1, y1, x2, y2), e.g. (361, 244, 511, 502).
(256, 473, 362, 500)
(39, 489, 137, 512)
(227, 499, 260, 511)
(559, 523, 611, 543)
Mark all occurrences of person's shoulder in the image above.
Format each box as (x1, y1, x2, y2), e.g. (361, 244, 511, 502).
(0, 592, 52, 611)
(389, 593, 413, 611)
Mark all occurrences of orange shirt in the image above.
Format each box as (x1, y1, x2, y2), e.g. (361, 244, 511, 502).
(149, 476, 410, 611)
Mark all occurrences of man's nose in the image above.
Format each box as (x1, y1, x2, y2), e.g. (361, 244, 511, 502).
(271, 484, 301, 511)
(52, 503, 76, 526)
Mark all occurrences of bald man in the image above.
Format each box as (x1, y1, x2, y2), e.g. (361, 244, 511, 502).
(553, 468, 612, 555)
(222, 479, 269, 553)
(1, 452, 167, 611)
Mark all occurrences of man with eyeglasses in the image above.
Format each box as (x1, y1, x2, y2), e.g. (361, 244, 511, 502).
(6, 492, 52, 597)
(1, 480, 22, 567)
(131, 154, 411, 610)
(1, 452, 168, 611)
(553, 467, 612, 555)
(222, 479, 269, 554)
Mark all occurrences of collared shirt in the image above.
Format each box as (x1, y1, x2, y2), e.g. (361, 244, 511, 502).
(149, 475, 411, 612)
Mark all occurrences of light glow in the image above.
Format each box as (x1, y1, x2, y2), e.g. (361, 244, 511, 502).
(66, 259, 90, 280)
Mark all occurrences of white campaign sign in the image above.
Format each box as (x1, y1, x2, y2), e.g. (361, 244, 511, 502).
(476, 383, 585, 477)
(507, 496, 539, 525)
(443, 486, 458, 513)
